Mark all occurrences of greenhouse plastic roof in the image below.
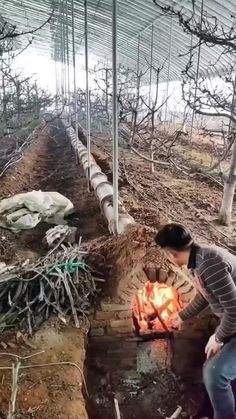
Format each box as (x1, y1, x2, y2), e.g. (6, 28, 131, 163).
(1, 0, 236, 82)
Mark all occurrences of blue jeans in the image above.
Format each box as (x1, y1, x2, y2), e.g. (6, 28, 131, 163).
(203, 336, 236, 419)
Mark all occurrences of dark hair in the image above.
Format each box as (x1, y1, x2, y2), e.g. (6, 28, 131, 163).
(155, 223, 193, 251)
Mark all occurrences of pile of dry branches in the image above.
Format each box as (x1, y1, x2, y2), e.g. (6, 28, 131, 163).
(0, 244, 98, 334)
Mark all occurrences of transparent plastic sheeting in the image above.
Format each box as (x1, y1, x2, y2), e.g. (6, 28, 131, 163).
(1, 0, 235, 82)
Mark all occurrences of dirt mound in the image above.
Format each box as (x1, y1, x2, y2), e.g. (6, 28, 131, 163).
(87, 224, 176, 298)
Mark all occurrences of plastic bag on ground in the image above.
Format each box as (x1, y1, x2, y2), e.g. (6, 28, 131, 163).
(0, 190, 74, 232)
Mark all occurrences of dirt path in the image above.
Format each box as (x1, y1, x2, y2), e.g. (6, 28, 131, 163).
(0, 123, 108, 419)
(0, 123, 107, 262)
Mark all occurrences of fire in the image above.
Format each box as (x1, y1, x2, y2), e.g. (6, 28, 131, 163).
(133, 281, 181, 334)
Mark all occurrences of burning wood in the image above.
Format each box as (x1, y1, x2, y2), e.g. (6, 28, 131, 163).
(133, 281, 180, 334)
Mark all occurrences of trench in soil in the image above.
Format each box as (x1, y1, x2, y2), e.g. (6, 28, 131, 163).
(0, 123, 219, 418)
(85, 318, 217, 418)
(0, 123, 109, 418)
(0, 122, 107, 263)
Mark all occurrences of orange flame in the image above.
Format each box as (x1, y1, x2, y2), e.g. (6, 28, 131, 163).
(133, 282, 180, 333)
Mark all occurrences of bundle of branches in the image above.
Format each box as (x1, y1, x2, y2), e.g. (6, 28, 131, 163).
(0, 244, 98, 334)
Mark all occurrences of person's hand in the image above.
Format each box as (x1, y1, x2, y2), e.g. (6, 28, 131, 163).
(205, 333, 223, 359)
(169, 313, 183, 330)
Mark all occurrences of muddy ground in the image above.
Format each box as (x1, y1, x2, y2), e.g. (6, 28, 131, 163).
(0, 122, 235, 418)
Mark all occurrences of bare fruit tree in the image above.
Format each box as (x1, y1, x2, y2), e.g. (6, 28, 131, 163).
(0, 13, 66, 175)
(153, 0, 236, 225)
(90, 61, 169, 165)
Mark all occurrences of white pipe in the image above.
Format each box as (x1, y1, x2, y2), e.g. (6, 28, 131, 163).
(63, 122, 135, 235)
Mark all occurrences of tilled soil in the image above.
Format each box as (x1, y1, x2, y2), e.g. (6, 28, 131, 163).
(0, 123, 107, 263)
(0, 123, 107, 419)
(91, 135, 236, 250)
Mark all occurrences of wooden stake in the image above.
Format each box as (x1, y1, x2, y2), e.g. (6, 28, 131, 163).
(166, 405, 182, 419)
(114, 397, 121, 419)
(7, 361, 21, 419)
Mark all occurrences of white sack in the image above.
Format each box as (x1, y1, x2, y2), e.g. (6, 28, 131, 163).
(0, 190, 74, 232)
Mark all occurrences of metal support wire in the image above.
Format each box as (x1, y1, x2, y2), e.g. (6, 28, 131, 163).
(63, 6, 67, 104)
(148, 24, 154, 108)
(55, 59, 59, 108)
(85, 0, 91, 187)
(72, 0, 79, 163)
(137, 34, 140, 75)
(164, 16, 173, 123)
(60, 3, 65, 99)
(190, 0, 204, 142)
(112, 0, 119, 234)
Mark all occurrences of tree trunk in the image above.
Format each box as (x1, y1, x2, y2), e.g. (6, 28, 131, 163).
(219, 139, 236, 225)
(150, 109, 155, 173)
(150, 70, 159, 173)
(105, 69, 110, 128)
(16, 82, 21, 122)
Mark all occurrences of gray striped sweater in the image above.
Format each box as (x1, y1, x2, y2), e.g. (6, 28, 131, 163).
(179, 245, 236, 342)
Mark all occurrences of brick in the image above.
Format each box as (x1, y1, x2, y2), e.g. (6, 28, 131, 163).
(180, 295, 192, 304)
(110, 318, 133, 329)
(143, 268, 157, 283)
(95, 311, 117, 321)
(119, 292, 134, 304)
(157, 269, 168, 283)
(166, 273, 177, 286)
(90, 319, 108, 328)
(117, 310, 132, 319)
(107, 326, 134, 335)
(181, 295, 195, 305)
(101, 302, 131, 312)
(131, 276, 146, 290)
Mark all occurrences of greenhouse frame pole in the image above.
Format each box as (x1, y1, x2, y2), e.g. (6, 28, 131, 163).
(112, 0, 119, 234)
(55, 58, 59, 108)
(164, 17, 173, 123)
(149, 24, 154, 108)
(66, 0, 71, 124)
(72, 0, 79, 163)
(137, 34, 140, 75)
(60, 1, 65, 100)
(85, 0, 91, 186)
(62, 6, 67, 103)
(190, 0, 204, 142)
